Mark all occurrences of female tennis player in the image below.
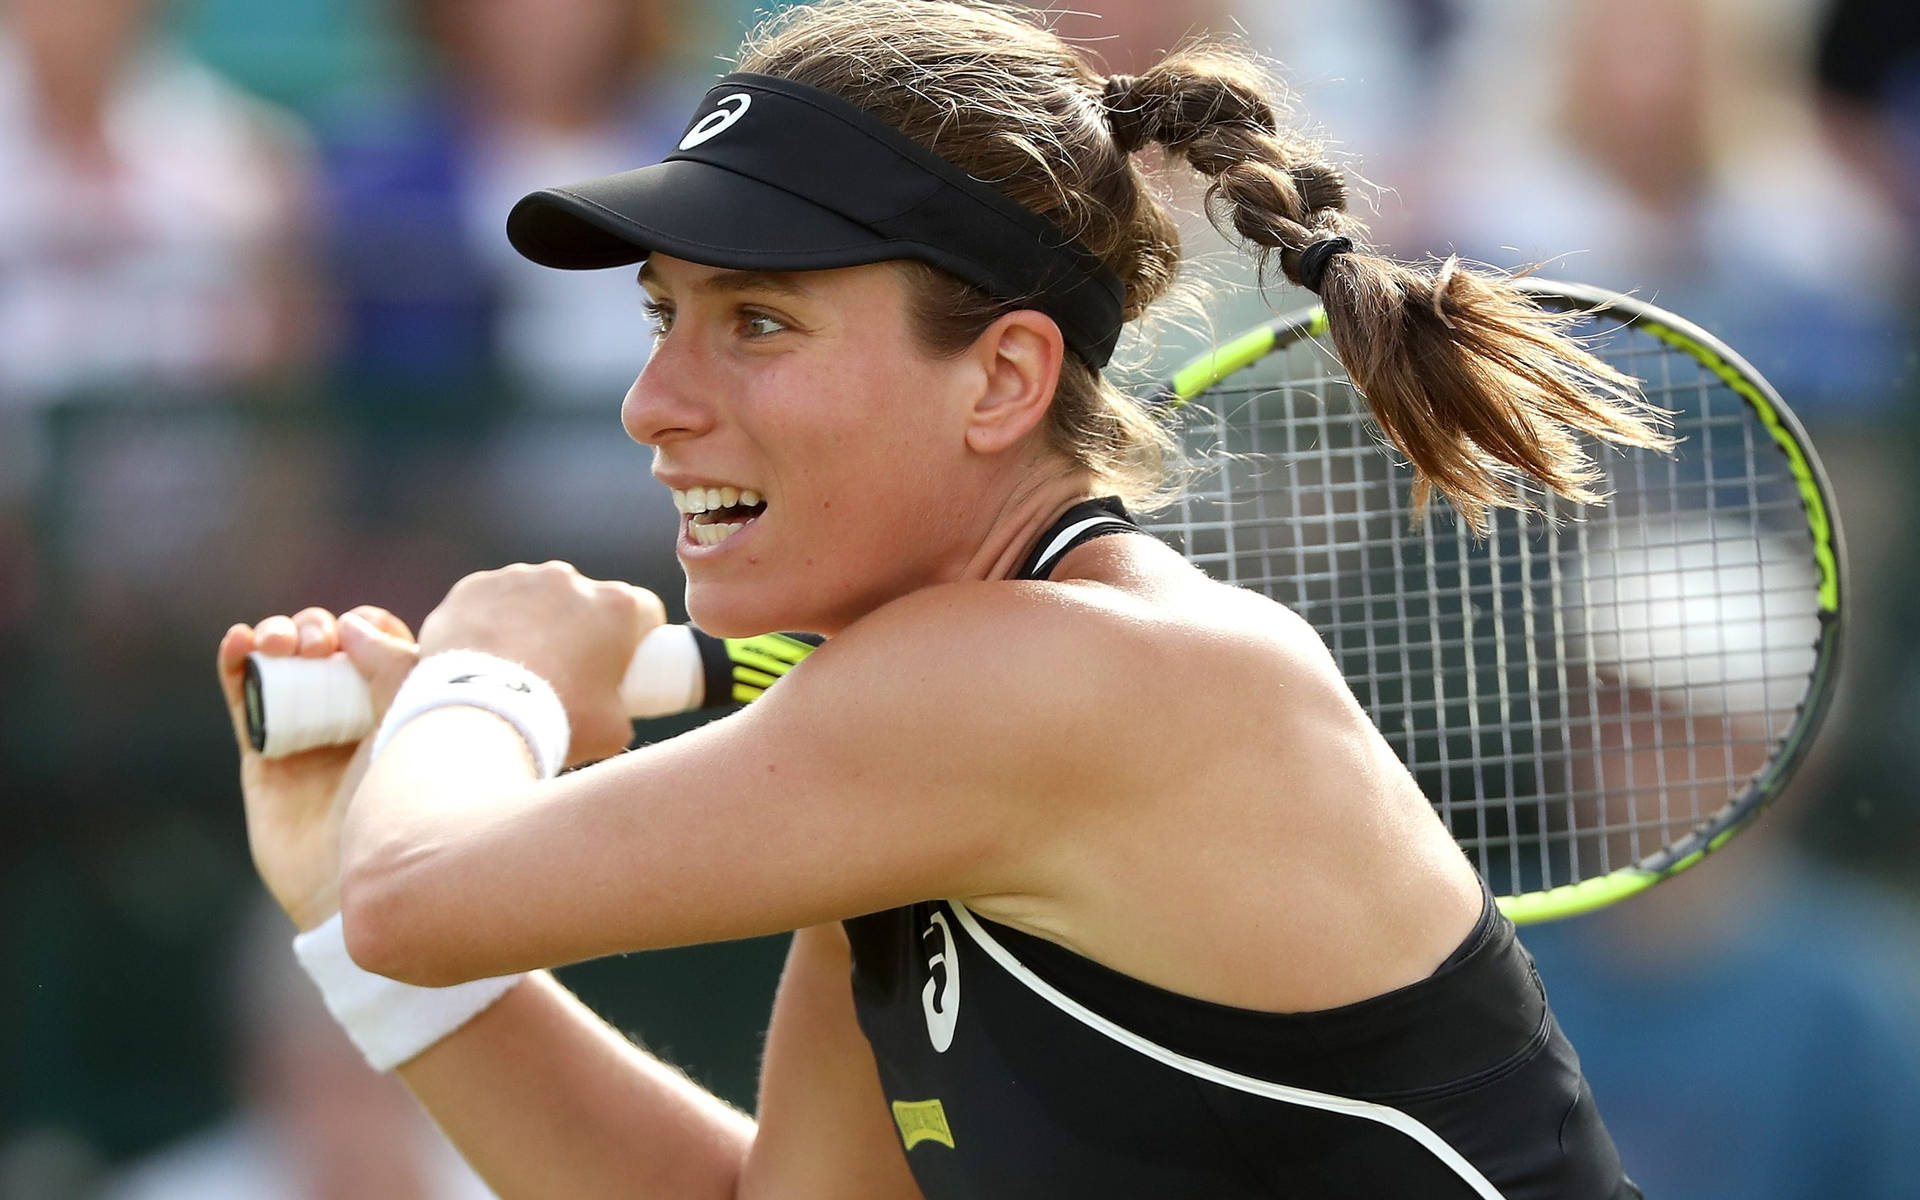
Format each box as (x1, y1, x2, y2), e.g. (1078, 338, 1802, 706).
(219, 3, 1661, 1196)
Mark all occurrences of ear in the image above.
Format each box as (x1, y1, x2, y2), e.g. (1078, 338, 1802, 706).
(961, 309, 1066, 457)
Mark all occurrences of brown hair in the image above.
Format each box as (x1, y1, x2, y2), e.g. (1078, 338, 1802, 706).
(740, 0, 1671, 527)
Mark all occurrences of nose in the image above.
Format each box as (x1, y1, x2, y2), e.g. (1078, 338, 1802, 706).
(621, 337, 716, 447)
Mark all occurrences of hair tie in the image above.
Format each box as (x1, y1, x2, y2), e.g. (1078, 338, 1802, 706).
(1101, 74, 1152, 154)
(1296, 236, 1353, 295)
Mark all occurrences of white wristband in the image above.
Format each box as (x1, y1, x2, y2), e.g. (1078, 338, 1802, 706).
(292, 913, 524, 1071)
(372, 650, 570, 778)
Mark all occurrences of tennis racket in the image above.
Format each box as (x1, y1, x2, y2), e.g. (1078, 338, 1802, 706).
(1148, 278, 1842, 922)
(249, 279, 1843, 924)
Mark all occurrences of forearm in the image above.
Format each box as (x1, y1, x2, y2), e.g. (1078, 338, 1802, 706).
(341, 705, 550, 983)
(337, 671, 753, 1195)
(397, 970, 753, 1200)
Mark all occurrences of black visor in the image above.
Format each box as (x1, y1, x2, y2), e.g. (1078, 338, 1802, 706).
(506, 72, 1126, 368)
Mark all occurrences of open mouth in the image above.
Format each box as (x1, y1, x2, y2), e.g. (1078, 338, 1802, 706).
(673, 486, 767, 547)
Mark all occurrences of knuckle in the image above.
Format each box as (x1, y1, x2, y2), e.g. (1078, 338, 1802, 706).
(596, 584, 644, 620)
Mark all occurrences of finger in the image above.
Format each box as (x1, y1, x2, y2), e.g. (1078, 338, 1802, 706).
(291, 607, 339, 658)
(338, 610, 421, 717)
(217, 623, 260, 749)
(218, 622, 256, 681)
(346, 604, 415, 644)
(254, 614, 298, 656)
(217, 623, 255, 702)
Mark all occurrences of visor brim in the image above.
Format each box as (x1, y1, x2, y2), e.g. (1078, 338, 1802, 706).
(507, 159, 914, 274)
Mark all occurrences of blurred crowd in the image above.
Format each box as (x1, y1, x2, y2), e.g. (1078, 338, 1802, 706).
(1, 1, 1916, 1198)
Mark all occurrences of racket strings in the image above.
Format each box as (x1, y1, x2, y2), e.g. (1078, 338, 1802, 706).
(1149, 315, 1825, 893)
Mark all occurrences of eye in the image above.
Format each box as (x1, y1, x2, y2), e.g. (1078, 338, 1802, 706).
(642, 300, 673, 339)
(742, 310, 789, 338)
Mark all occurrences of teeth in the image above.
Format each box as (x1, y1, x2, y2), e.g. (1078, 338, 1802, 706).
(670, 485, 764, 515)
(688, 521, 743, 546)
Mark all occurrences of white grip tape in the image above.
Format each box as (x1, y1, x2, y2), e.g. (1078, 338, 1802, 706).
(619, 623, 703, 718)
(292, 913, 524, 1072)
(251, 653, 376, 758)
(248, 626, 708, 759)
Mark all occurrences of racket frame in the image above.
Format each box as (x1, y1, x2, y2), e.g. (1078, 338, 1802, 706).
(1158, 279, 1846, 922)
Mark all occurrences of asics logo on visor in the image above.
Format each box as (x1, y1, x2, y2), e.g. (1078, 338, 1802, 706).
(679, 93, 751, 150)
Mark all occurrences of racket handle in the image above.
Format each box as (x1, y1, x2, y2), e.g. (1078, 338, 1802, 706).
(243, 626, 822, 759)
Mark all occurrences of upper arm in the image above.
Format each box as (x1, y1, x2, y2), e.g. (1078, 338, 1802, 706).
(739, 923, 923, 1200)
(349, 583, 1174, 980)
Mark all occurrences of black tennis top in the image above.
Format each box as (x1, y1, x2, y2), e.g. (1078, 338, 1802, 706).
(841, 498, 1641, 1199)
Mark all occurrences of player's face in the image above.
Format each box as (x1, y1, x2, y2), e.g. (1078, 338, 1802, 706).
(625, 255, 999, 636)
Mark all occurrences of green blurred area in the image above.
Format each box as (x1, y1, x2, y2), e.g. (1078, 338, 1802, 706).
(161, 0, 776, 114)
(167, 0, 417, 111)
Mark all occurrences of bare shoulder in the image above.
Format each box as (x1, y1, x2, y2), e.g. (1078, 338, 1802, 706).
(787, 532, 1358, 761)
(768, 573, 1159, 772)
(1031, 530, 1358, 717)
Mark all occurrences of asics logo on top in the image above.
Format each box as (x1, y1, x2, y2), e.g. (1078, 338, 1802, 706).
(679, 93, 752, 150)
(921, 909, 959, 1053)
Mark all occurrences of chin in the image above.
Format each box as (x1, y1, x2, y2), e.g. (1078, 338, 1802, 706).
(684, 581, 819, 639)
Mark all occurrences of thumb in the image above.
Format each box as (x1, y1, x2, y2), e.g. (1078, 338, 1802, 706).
(338, 611, 420, 718)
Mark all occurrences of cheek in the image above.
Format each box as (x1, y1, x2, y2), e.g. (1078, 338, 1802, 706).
(761, 353, 965, 490)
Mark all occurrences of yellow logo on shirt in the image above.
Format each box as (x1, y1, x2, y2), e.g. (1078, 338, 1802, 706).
(891, 1098, 955, 1150)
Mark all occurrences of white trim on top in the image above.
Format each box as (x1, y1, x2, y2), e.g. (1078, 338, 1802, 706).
(942, 900, 1509, 1200)
(1029, 516, 1133, 578)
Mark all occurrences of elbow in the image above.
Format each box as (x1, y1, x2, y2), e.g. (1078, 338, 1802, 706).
(339, 857, 469, 988)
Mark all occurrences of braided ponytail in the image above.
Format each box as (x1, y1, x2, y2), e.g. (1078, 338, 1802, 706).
(1103, 53, 1673, 529)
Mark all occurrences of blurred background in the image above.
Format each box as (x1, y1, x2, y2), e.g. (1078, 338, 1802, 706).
(1, 0, 1915, 1197)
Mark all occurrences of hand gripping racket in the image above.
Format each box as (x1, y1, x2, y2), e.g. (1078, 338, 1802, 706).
(249, 280, 1843, 923)
(243, 629, 821, 758)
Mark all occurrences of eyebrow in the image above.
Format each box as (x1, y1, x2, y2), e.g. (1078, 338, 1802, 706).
(636, 263, 815, 298)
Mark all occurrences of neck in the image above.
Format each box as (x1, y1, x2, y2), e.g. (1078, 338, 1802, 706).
(954, 470, 1103, 586)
